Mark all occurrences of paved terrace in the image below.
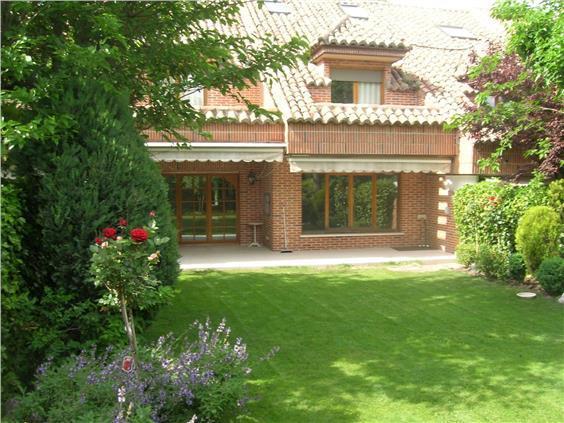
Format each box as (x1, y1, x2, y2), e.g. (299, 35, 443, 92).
(179, 245, 456, 270)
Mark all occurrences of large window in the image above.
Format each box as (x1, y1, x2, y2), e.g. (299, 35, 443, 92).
(302, 174, 398, 233)
(330, 69, 383, 104)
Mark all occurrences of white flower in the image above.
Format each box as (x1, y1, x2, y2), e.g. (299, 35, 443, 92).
(117, 386, 126, 403)
(101, 241, 109, 249)
(148, 252, 159, 261)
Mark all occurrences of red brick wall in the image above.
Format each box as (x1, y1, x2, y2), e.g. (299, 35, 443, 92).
(309, 85, 332, 102)
(158, 160, 459, 253)
(383, 67, 423, 106)
(267, 160, 448, 251)
(385, 89, 423, 106)
(261, 163, 275, 249)
(425, 174, 457, 253)
(205, 84, 262, 107)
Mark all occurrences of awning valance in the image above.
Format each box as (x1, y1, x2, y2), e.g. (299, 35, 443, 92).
(146, 142, 284, 163)
(288, 157, 452, 174)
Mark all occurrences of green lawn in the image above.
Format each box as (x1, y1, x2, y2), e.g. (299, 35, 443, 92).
(145, 266, 564, 423)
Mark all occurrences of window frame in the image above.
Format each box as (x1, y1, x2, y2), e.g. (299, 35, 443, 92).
(302, 173, 399, 234)
(329, 66, 385, 104)
(331, 80, 383, 104)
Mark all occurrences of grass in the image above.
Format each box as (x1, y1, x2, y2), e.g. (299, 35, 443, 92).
(145, 266, 564, 422)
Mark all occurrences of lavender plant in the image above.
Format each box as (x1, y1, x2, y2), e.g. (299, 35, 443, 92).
(11, 319, 274, 423)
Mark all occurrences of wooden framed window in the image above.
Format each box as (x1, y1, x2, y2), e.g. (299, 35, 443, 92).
(330, 69, 383, 104)
(301, 173, 398, 234)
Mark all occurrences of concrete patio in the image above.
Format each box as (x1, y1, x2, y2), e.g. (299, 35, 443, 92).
(178, 244, 456, 270)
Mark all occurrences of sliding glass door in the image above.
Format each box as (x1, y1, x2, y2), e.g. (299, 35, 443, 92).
(165, 174, 238, 243)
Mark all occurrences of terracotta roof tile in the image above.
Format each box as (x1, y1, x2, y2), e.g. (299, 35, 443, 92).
(195, 1, 504, 126)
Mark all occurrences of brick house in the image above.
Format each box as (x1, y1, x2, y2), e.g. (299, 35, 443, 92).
(145, 0, 523, 253)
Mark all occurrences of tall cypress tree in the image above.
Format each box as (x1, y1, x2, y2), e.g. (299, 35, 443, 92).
(14, 81, 178, 359)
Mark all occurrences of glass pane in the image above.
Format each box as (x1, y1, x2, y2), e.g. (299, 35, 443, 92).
(302, 174, 325, 232)
(358, 82, 380, 104)
(329, 175, 349, 228)
(377, 175, 398, 230)
(331, 81, 354, 103)
(353, 176, 373, 228)
(181, 175, 206, 241)
(210, 176, 237, 241)
(181, 176, 206, 201)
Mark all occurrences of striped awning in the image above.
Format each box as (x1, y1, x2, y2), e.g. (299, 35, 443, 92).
(288, 157, 452, 174)
(146, 142, 285, 163)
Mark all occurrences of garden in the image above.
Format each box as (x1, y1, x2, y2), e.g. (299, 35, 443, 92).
(2, 0, 563, 422)
(453, 176, 564, 296)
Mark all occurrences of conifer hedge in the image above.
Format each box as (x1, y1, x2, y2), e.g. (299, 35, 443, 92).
(13, 81, 178, 362)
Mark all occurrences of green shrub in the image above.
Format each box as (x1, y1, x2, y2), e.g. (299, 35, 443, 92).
(476, 244, 509, 280)
(536, 257, 564, 296)
(547, 179, 564, 220)
(11, 82, 178, 369)
(453, 176, 548, 253)
(456, 242, 478, 267)
(0, 183, 38, 398)
(507, 253, 527, 282)
(515, 206, 561, 273)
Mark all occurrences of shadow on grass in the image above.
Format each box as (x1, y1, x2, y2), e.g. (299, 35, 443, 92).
(145, 267, 564, 422)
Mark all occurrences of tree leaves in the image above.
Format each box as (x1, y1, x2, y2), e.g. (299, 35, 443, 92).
(1, 0, 308, 154)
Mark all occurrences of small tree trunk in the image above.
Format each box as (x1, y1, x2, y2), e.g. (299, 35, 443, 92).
(119, 289, 138, 370)
(127, 306, 139, 368)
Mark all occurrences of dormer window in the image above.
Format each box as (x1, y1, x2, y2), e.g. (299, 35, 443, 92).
(340, 2, 369, 19)
(330, 69, 382, 104)
(438, 25, 476, 39)
(264, 0, 291, 14)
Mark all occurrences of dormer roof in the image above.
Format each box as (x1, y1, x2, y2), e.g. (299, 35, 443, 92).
(195, 0, 504, 126)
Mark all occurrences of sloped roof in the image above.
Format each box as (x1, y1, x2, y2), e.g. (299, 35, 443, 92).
(203, 0, 504, 126)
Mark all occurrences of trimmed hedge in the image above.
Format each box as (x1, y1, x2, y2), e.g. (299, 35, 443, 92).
(536, 257, 564, 296)
(516, 206, 561, 273)
(507, 253, 526, 283)
(475, 244, 509, 280)
(456, 242, 478, 268)
(453, 177, 548, 253)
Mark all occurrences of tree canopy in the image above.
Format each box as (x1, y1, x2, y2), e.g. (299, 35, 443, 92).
(449, 0, 563, 178)
(493, 0, 563, 92)
(1, 0, 308, 153)
(0, 0, 308, 400)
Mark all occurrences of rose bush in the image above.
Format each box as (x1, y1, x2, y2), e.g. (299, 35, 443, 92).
(130, 228, 149, 243)
(90, 214, 175, 364)
(103, 227, 117, 239)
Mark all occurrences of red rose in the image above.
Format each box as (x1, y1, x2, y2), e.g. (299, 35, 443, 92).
(95, 237, 103, 245)
(118, 218, 128, 227)
(103, 227, 117, 239)
(149, 210, 156, 217)
(130, 228, 149, 243)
